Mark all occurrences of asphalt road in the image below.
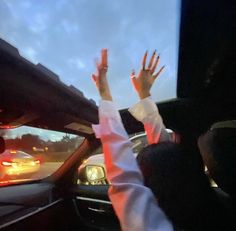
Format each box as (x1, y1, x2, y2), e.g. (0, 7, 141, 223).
(31, 162, 63, 179)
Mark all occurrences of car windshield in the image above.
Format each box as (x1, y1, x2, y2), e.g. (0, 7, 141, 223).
(0, 0, 180, 109)
(0, 126, 84, 186)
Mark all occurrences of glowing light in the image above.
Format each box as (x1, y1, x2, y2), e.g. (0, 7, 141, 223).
(0, 125, 18, 129)
(1, 161, 12, 166)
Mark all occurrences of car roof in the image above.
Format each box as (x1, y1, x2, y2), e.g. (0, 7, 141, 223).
(0, 0, 235, 137)
(0, 38, 98, 138)
(1, 149, 32, 158)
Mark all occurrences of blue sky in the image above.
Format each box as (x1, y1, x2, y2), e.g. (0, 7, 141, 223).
(0, 0, 180, 109)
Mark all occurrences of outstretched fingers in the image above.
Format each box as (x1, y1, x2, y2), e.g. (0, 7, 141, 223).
(141, 50, 161, 75)
(96, 49, 108, 72)
(130, 69, 136, 78)
(147, 50, 156, 70)
(153, 65, 165, 79)
(91, 49, 112, 101)
(142, 51, 148, 70)
(92, 74, 97, 83)
(101, 49, 108, 68)
(150, 54, 160, 74)
(130, 69, 137, 84)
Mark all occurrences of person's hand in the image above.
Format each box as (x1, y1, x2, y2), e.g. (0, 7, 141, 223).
(131, 50, 165, 99)
(92, 49, 112, 101)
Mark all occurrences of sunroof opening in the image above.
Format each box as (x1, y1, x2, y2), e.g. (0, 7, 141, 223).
(0, 0, 181, 108)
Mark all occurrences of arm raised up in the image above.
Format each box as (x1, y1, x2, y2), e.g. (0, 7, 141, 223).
(91, 49, 173, 231)
(129, 51, 172, 144)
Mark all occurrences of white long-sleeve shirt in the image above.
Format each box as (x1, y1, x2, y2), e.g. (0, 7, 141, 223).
(128, 97, 171, 144)
(92, 98, 173, 231)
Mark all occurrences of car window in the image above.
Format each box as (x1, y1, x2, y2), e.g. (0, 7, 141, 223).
(0, 126, 84, 186)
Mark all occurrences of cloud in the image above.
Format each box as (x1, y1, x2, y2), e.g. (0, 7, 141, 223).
(68, 57, 86, 70)
(29, 13, 48, 33)
(61, 20, 79, 34)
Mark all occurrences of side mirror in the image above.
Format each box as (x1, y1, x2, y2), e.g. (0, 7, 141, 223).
(85, 165, 105, 182)
(0, 137, 5, 154)
(78, 164, 106, 184)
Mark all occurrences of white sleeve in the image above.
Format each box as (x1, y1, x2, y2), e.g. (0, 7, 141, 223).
(92, 100, 173, 231)
(129, 97, 172, 144)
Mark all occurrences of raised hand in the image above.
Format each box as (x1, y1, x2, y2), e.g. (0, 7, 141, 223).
(92, 49, 112, 101)
(131, 50, 165, 99)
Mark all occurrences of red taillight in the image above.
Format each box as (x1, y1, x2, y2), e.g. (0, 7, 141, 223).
(0, 125, 18, 129)
(1, 161, 13, 166)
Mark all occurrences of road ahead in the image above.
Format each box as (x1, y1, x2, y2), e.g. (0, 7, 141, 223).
(32, 162, 63, 179)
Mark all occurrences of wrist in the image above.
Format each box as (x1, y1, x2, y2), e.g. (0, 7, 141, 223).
(138, 91, 151, 99)
(101, 92, 113, 101)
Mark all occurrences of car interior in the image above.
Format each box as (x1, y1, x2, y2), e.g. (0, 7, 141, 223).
(0, 0, 235, 230)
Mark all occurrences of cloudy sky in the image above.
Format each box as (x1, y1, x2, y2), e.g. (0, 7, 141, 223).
(0, 0, 180, 109)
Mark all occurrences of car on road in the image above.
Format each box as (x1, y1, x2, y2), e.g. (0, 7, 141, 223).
(0, 150, 40, 181)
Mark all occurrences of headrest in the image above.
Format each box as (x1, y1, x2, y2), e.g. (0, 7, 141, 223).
(211, 120, 236, 130)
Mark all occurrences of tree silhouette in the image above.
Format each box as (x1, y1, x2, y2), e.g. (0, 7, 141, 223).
(21, 134, 44, 151)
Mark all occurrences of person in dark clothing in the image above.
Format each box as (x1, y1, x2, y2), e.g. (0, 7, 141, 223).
(128, 51, 235, 230)
(137, 141, 235, 231)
